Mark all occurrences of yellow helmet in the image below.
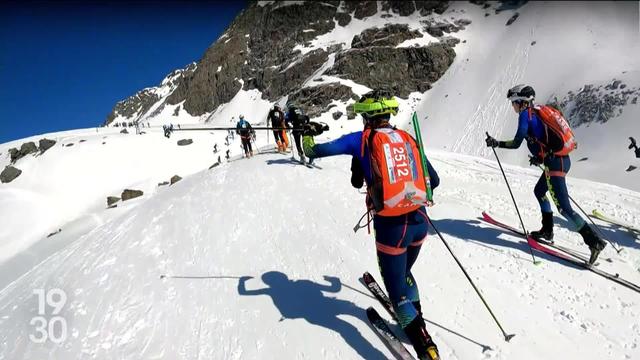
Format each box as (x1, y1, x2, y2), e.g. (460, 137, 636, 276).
(353, 89, 399, 119)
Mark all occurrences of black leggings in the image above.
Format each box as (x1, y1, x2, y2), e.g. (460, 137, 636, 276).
(273, 130, 285, 144)
(241, 137, 252, 155)
(292, 131, 303, 155)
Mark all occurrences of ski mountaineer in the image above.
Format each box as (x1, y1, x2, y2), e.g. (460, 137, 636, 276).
(286, 103, 310, 164)
(236, 115, 255, 158)
(302, 89, 441, 360)
(267, 104, 288, 153)
(485, 84, 607, 264)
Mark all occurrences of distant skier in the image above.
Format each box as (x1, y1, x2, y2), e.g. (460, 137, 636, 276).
(486, 84, 606, 264)
(267, 104, 288, 153)
(213, 143, 218, 153)
(285, 103, 310, 164)
(225, 149, 230, 160)
(163, 125, 171, 138)
(236, 115, 255, 158)
(302, 89, 441, 360)
(629, 137, 640, 158)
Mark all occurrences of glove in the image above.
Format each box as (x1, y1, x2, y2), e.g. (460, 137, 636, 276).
(485, 134, 499, 148)
(302, 135, 316, 158)
(529, 155, 543, 167)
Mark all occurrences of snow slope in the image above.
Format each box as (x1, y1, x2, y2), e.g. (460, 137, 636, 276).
(1, 134, 639, 359)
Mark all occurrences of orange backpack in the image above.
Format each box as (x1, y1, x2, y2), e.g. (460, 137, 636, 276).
(531, 104, 577, 156)
(361, 127, 428, 216)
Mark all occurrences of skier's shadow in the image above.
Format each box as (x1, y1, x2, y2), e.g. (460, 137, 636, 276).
(430, 218, 580, 267)
(238, 271, 386, 359)
(265, 158, 300, 166)
(553, 216, 639, 251)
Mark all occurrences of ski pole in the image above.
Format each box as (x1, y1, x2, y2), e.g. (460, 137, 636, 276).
(532, 164, 623, 253)
(427, 216, 515, 342)
(569, 194, 623, 253)
(487, 133, 540, 265)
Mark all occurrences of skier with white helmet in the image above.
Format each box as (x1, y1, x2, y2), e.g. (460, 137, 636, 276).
(486, 84, 606, 264)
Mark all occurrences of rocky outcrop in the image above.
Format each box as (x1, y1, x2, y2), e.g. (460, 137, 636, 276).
(352, 24, 423, 48)
(326, 44, 456, 98)
(170, 175, 182, 185)
(38, 138, 56, 154)
(8, 142, 38, 163)
(343, 1, 378, 19)
(177, 139, 193, 146)
(121, 189, 143, 201)
(104, 64, 196, 126)
(288, 83, 357, 118)
(1, 165, 22, 183)
(548, 80, 640, 127)
(105, 89, 160, 126)
(107, 196, 120, 207)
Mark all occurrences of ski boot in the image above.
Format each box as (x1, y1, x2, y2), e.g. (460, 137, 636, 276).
(300, 153, 307, 165)
(404, 316, 440, 360)
(530, 212, 554, 245)
(579, 224, 606, 265)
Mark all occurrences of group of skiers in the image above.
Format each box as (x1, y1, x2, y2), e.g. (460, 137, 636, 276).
(295, 85, 610, 360)
(160, 84, 613, 360)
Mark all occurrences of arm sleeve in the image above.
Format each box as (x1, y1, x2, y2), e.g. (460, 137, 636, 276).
(500, 112, 528, 149)
(309, 132, 361, 158)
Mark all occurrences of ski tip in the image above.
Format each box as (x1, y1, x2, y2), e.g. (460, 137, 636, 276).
(504, 334, 516, 342)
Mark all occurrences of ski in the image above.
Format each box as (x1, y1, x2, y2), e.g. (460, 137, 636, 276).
(590, 209, 640, 235)
(482, 212, 640, 294)
(362, 271, 397, 320)
(367, 307, 416, 360)
(481, 211, 612, 264)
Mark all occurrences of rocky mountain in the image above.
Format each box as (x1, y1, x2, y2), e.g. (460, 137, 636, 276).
(104, 0, 484, 126)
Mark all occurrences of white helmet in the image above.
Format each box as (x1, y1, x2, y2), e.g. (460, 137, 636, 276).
(239, 114, 245, 120)
(507, 84, 535, 102)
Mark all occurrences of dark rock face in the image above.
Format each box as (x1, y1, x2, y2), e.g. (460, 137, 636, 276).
(107, 1, 458, 122)
(1, 166, 22, 183)
(121, 189, 143, 201)
(344, 1, 378, 19)
(389, 1, 416, 16)
(107, 196, 121, 207)
(38, 138, 56, 154)
(332, 111, 344, 120)
(352, 24, 423, 48)
(20, 142, 37, 156)
(326, 44, 456, 98)
(170, 175, 182, 185)
(415, 1, 450, 15)
(177, 139, 193, 146)
(335, 12, 351, 26)
(288, 83, 357, 118)
(167, 1, 338, 116)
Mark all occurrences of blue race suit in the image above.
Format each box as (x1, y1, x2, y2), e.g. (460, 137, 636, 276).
(308, 128, 440, 328)
(501, 108, 585, 229)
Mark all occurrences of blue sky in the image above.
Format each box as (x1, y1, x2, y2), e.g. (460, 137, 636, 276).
(0, 1, 246, 143)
